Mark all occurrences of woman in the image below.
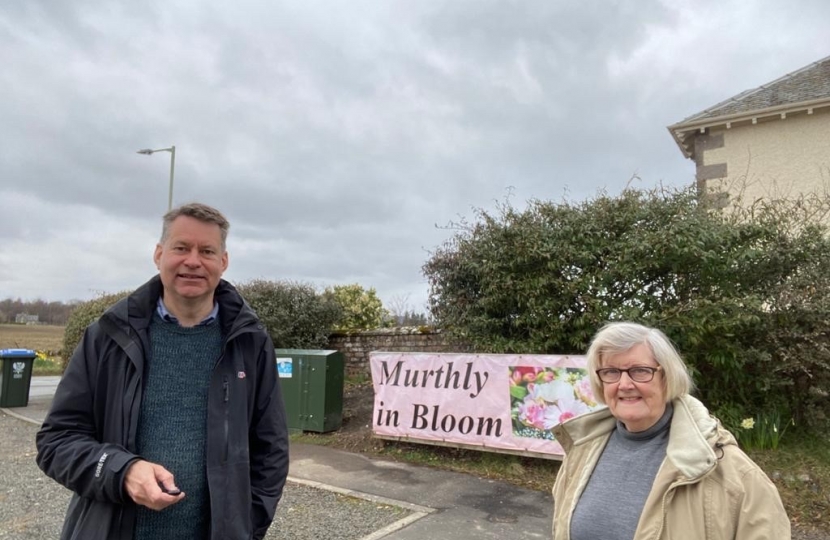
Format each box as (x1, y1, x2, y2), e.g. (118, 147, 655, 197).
(551, 322, 790, 539)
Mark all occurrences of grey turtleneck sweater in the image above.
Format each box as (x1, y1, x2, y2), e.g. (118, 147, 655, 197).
(570, 403, 674, 540)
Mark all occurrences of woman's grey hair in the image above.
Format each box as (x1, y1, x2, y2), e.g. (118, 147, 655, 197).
(586, 321, 695, 405)
(160, 202, 230, 250)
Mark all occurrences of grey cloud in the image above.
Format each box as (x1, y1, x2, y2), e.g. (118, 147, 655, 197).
(1, 0, 829, 309)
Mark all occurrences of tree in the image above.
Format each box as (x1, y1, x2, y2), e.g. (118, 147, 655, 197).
(385, 293, 431, 327)
(0, 297, 78, 325)
(386, 293, 411, 325)
(323, 284, 390, 331)
(399, 309, 430, 326)
(423, 185, 830, 431)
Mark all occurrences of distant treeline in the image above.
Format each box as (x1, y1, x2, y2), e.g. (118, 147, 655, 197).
(393, 310, 430, 327)
(0, 298, 79, 326)
(0, 296, 429, 328)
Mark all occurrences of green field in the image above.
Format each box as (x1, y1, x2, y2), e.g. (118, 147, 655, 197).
(0, 324, 65, 375)
(0, 324, 64, 353)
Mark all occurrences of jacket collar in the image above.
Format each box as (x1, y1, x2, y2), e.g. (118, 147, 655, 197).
(666, 395, 720, 478)
(102, 275, 257, 337)
(554, 395, 726, 480)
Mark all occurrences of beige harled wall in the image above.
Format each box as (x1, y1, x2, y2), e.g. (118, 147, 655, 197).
(702, 110, 830, 204)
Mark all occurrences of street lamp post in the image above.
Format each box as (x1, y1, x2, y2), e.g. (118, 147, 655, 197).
(137, 145, 176, 211)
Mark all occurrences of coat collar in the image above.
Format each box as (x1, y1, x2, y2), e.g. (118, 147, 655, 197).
(554, 395, 728, 480)
(101, 275, 258, 338)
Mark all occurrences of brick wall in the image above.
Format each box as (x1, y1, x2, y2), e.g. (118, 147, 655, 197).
(327, 328, 471, 378)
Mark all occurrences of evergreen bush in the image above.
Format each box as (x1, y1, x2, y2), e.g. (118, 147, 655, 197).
(62, 290, 132, 369)
(423, 185, 830, 432)
(236, 279, 342, 349)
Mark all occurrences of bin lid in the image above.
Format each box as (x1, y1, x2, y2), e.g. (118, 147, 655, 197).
(0, 348, 37, 357)
(274, 349, 339, 356)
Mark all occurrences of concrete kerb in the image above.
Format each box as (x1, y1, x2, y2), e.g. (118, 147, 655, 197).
(0, 407, 39, 426)
(287, 477, 436, 540)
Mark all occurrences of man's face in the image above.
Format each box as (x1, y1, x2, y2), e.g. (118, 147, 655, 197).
(153, 216, 228, 308)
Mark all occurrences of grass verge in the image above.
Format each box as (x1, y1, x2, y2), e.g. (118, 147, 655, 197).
(291, 381, 830, 533)
(292, 432, 830, 531)
(748, 435, 830, 531)
(33, 356, 63, 376)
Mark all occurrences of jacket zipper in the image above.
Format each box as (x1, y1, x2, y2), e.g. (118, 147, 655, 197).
(218, 324, 259, 464)
(222, 376, 230, 463)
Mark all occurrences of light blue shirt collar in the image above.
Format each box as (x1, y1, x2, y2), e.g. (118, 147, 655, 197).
(156, 297, 219, 326)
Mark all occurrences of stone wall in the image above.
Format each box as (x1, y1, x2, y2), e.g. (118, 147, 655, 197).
(327, 328, 470, 378)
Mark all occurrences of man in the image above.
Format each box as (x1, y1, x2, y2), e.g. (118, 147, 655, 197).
(36, 203, 289, 540)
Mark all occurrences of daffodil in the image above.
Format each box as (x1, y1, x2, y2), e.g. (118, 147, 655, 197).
(741, 418, 755, 430)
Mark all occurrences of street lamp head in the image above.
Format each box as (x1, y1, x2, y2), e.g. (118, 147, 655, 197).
(136, 145, 176, 211)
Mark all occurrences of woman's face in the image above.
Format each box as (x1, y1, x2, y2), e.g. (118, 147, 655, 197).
(601, 343, 667, 432)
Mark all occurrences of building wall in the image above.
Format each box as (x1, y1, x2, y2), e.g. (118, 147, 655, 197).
(697, 109, 830, 207)
(327, 328, 471, 378)
(14, 313, 39, 325)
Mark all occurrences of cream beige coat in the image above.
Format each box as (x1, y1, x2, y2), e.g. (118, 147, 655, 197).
(551, 395, 790, 540)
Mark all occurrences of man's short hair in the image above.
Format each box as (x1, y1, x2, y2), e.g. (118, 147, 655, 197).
(586, 321, 695, 405)
(160, 203, 230, 250)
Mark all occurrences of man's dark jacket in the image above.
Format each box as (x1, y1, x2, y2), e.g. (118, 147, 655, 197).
(36, 276, 289, 540)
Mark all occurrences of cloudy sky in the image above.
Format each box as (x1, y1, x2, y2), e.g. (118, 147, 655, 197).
(1, 1, 828, 313)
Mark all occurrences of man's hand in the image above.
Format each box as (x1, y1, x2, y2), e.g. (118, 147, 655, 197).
(123, 460, 185, 510)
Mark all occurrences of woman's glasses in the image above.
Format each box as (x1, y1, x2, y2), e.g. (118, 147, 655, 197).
(595, 366, 662, 383)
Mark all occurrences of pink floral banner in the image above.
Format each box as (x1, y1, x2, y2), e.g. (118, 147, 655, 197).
(370, 352, 603, 458)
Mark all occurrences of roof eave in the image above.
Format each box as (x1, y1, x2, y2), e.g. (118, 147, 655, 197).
(668, 96, 830, 160)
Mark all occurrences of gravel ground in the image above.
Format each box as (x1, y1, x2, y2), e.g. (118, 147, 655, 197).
(0, 412, 410, 539)
(269, 484, 409, 540)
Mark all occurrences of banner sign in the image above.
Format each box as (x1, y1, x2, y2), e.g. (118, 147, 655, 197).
(370, 352, 604, 459)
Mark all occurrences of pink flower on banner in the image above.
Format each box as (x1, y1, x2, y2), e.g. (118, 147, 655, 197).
(517, 398, 548, 430)
(543, 400, 590, 428)
(511, 366, 542, 385)
(531, 380, 590, 428)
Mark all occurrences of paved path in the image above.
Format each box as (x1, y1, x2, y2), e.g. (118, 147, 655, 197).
(27, 376, 60, 398)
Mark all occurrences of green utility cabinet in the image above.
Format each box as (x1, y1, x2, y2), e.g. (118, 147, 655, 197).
(276, 349, 344, 433)
(0, 349, 36, 408)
